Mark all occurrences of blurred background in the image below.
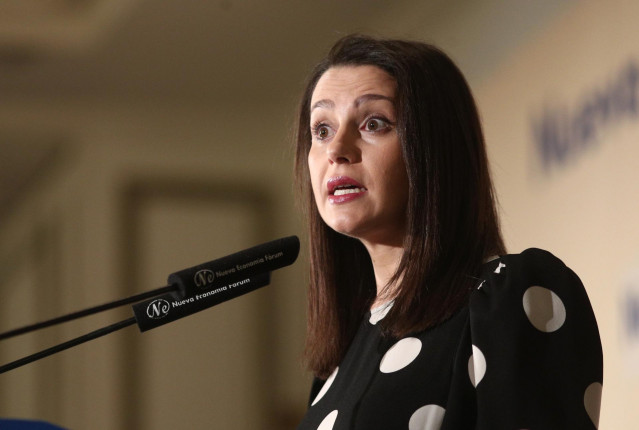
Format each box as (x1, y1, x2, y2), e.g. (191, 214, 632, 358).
(0, 0, 636, 428)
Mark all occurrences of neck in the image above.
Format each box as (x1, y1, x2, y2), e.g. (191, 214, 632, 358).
(360, 239, 404, 308)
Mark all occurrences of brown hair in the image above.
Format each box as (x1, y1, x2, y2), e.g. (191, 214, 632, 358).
(295, 34, 505, 378)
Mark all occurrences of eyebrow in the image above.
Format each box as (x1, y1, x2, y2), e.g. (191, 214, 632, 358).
(310, 99, 334, 111)
(355, 94, 394, 107)
(310, 93, 394, 111)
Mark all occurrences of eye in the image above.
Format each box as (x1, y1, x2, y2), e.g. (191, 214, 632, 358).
(318, 125, 329, 138)
(311, 121, 333, 141)
(362, 117, 391, 132)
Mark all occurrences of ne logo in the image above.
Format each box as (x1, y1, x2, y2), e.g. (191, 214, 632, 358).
(146, 299, 170, 319)
(194, 269, 215, 287)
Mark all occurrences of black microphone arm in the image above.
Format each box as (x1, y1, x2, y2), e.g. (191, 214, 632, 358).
(0, 235, 300, 375)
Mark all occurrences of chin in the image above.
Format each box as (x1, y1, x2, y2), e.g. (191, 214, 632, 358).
(329, 221, 406, 247)
(325, 220, 365, 239)
(329, 225, 359, 238)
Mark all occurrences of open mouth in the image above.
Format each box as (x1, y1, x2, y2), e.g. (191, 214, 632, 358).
(327, 176, 367, 199)
(332, 184, 367, 196)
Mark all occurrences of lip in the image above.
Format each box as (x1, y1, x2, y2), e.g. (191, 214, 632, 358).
(327, 176, 367, 204)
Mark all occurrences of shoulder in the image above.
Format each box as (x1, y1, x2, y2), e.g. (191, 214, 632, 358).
(476, 248, 589, 303)
(465, 248, 603, 428)
(485, 247, 577, 284)
(471, 247, 600, 337)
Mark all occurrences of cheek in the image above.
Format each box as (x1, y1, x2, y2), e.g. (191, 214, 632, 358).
(382, 146, 409, 203)
(378, 144, 406, 180)
(307, 148, 323, 200)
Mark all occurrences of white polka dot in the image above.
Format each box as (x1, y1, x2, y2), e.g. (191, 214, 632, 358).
(468, 345, 487, 387)
(369, 301, 393, 325)
(311, 367, 338, 406)
(317, 410, 338, 430)
(379, 337, 422, 373)
(408, 404, 446, 430)
(522, 286, 566, 332)
(584, 382, 602, 428)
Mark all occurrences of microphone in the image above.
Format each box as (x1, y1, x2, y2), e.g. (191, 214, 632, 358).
(168, 235, 299, 298)
(132, 235, 299, 332)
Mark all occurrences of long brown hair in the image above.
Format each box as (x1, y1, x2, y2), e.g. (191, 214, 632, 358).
(295, 34, 505, 378)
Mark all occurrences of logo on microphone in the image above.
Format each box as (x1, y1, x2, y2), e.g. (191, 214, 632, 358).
(194, 269, 215, 287)
(146, 299, 170, 319)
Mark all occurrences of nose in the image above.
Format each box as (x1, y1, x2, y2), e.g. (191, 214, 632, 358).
(327, 126, 360, 165)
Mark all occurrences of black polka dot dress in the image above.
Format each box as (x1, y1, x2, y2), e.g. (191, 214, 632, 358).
(297, 248, 603, 430)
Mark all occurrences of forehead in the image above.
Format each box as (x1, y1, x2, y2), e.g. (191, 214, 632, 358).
(311, 65, 396, 105)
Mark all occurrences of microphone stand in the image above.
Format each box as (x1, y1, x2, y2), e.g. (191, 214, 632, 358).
(0, 285, 176, 341)
(0, 285, 178, 375)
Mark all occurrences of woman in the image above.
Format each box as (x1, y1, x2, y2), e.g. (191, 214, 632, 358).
(295, 35, 602, 430)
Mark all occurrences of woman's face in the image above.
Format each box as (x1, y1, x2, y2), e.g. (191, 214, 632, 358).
(308, 65, 409, 246)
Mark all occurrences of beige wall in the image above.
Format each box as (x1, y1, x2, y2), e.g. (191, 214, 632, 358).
(475, 1, 639, 428)
(0, 98, 308, 428)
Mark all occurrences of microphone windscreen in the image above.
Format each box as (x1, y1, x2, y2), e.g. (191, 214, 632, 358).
(168, 235, 299, 298)
(133, 272, 271, 332)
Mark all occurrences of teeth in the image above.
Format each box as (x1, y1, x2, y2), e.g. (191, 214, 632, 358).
(334, 188, 365, 196)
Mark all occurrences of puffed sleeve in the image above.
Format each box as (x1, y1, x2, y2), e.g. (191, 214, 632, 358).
(468, 248, 603, 429)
